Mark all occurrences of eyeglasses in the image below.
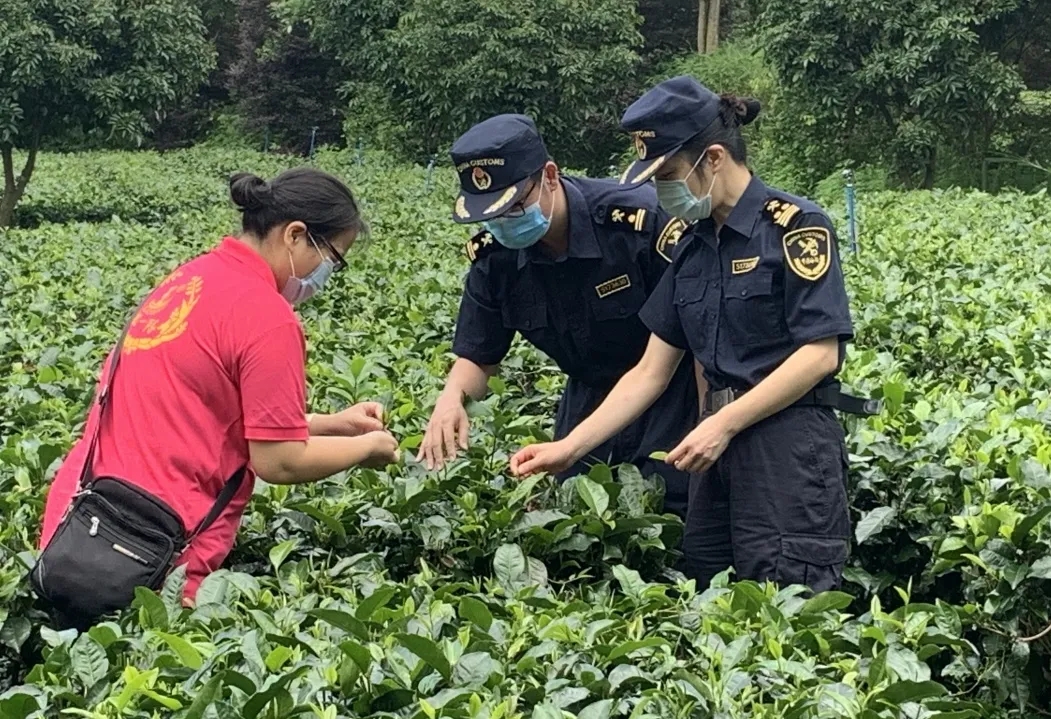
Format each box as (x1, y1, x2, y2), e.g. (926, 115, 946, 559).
(308, 231, 348, 273)
(500, 182, 540, 219)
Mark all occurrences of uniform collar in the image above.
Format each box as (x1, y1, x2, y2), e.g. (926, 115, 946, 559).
(722, 174, 767, 239)
(215, 236, 279, 290)
(517, 178, 602, 269)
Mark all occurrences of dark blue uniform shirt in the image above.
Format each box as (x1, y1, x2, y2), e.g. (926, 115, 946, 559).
(639, 176, 854, 391)
(452, 175, 698, 512)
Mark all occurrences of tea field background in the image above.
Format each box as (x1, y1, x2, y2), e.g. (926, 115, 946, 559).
(1, 147, 1051, 717)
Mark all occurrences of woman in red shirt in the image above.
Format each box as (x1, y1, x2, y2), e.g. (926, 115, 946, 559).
(39, 167, 399, 609)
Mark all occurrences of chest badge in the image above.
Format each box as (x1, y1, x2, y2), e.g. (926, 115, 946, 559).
(731, 256, 760, 275)
(783, 226, 832, 281)
(595, 274, 631, 298)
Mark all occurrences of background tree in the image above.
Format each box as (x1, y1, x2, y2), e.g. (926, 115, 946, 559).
(758, 0, 1027, 189)
(286, 0, 644, 173)
(227, 0, 345, 154)
(0, 0, 214, 227)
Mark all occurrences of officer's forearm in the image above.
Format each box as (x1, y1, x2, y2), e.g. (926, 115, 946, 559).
(564, 336, 685, 460)
(440, 357, 498, 404)
(719, 338, 839, 435)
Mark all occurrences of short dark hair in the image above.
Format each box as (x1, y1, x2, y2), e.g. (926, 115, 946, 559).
(229, 167, 368, 242)
(680, 94, 762, 165)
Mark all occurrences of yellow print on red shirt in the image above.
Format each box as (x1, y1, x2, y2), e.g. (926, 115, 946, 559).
(123, 270, 204, 354)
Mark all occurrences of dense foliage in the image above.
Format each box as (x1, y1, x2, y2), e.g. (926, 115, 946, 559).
(0, 0, 215, 227)
(756, 0, 1050, 189)
(1, 148, 1050, 716)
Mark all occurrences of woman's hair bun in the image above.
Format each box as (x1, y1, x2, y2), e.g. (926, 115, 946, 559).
(719, 94, 762, 127)
(229, 172, 272, 211)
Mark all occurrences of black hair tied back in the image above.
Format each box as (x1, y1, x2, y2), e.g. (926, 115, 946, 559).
(227, 167, 366, 242)
(718, 94, 762, 128)
(229, 172, 272, 212)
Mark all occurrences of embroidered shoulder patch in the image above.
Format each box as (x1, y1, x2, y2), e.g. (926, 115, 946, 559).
(465, 230, 497, 263)
(764, 198, 802, 229)
(655, 217, 688, 263)
(607, 205, 652, 233)
(783, 226, 831, 281)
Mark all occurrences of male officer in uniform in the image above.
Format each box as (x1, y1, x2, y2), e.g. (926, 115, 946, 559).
(417, 113, 699, 525)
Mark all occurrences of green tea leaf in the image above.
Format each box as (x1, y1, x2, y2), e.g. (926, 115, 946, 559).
(607, 637, 669, 661)
(356, 585, 397, 622)
(453, 651, 500, 687)
(310, 609, 368, 640)
(133, 587, 169, 630)
(0, 616, 32, 652)
(269, 538, 299, 573)
(493, 543, 528, 591)
(579, 699, 614, 719)
(855, 506, 897, 544)
(875, 680, 947, 705)
(154, 631, 203, 670)
(184, 674, 222, 719)
(577, 477, 610, 516)
(459, 596, 493, 631)
(397, 633, 452, 680)
(71, 634, 109, 688)
(801, 591, 854, 615)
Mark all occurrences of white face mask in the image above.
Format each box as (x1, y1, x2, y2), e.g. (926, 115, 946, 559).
(281, 235, 335, 305)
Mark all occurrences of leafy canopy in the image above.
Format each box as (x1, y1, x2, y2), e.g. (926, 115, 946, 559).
(0, 0, 215, 225)
(757, 0, 1028, 188)
(283, 0, 644, 172)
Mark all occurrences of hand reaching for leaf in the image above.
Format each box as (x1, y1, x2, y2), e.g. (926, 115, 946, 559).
(326, 402, 386, 436)
(417, 393, 470, 470)
(510, 440, 578, 477)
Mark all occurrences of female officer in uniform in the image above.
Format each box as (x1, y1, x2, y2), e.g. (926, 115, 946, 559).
(39, 168, 400, 605)
(512, 77, 873, 593)
(418, 113, 700, 524)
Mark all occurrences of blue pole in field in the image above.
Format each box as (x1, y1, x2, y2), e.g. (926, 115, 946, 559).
(309, 126, 319, 163)
(425, 155, 436, 193)
(356, 137, 364, 167)
(843, 169, 858, 255)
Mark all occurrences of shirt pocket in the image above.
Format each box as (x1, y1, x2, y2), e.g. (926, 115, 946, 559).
(501, 299, 548, 334)
(674, 277, 712, 349)
(724, 271, 785, 347)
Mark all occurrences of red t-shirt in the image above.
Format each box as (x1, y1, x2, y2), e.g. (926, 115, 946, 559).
(40, 237, 310, 599)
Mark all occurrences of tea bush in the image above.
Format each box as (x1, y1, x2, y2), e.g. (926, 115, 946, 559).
(1, 147, 1049, 717)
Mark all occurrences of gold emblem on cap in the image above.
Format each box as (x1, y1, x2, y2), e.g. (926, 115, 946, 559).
(633, 133, 647, 160)
(472, 167, 492, 191)
(455, 196, 470, 219)
(484, 186, 517, 215)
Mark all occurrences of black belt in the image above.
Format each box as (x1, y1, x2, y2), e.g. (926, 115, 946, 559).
(703, 382, 883, 416)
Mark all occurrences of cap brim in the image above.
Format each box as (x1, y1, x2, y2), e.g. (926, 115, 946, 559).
(618, 155, 670, 187)
(452, 177, 533, 224)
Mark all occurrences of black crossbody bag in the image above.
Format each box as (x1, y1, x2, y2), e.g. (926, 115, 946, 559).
(30, 301, 246, 630)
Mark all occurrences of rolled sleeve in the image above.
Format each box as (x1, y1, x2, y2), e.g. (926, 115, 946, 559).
(783, 213, 854, 346)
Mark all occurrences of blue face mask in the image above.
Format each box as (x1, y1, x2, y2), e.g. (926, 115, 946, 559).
(654, 152, 716, 223)
(282, 235, 335, 305)
(484, 182, 551, 249)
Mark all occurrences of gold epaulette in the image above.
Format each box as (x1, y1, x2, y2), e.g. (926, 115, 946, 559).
(465, 229, 497, 262)
(763, 198, 802, 229)
(607, 205, 653, 233)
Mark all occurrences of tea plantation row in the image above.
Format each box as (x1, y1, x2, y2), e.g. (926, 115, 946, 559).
(0, 147, 1049, 717)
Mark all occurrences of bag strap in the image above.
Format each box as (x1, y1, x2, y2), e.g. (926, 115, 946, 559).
(77, 297, 150, 489)
(186, 465, 247, 544)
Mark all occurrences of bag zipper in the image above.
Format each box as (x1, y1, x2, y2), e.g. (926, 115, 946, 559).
(89, 516, 100, 537)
